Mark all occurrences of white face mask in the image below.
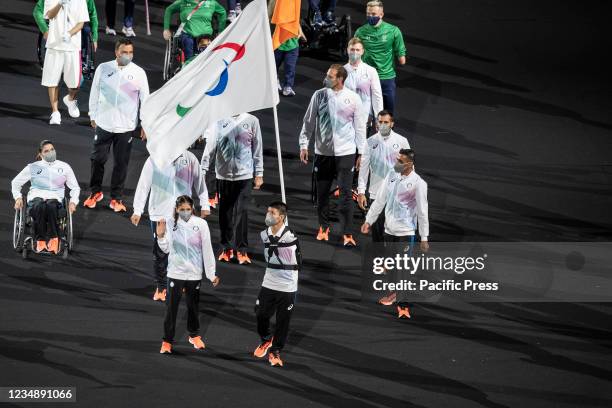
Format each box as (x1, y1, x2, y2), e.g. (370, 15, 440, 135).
(117, 54, 133, 66)
(379, 124, 392, 137)
(265, 213, 280, 227)
(178, 210, 191, 222)
(348, 51, 362, 64)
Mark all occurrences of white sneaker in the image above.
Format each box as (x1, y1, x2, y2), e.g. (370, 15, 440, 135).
(122, 26, 136, 37)
(228, 10, 237, 23)
(62, 95, 80, 118)
(235, 3, 242, 14)
(282, 86, 296, 97)
(105, 26, 117, 36)
(49, 111, 61, 125)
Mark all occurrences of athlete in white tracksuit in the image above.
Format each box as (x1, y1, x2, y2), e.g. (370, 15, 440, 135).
(157, 195, 218, 354)
(131, 150, 209, 300)
(361, 149, 429, 317)
(357, 110, 410, 242)
(201, 112, 264, 263)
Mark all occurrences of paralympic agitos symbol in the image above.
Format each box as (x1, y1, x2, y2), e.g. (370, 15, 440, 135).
(176, 42, 246, 117)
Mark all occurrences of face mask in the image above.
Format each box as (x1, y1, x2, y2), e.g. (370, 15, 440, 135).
(178, 210, 192, 222)
(379, 124, 392, 137)
(348, 52, 362, 64)
(393, 162, 406, 173)
(197, 45, 208, 54)
(117, 54, 132, 66)
(323, 78, 334, 89)
(265, 213, 280, 227)
(367, 16, 381, 26)
(42, 151, 56, 163)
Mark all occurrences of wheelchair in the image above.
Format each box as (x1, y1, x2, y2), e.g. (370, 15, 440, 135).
(300, 5, 352, 60)
(37, 23, 96, 81)
(163, 35, 185, 81)
(13, 196, 74, 260)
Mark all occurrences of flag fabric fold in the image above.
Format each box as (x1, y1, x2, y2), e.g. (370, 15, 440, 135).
(271, 0, 301, 49)
(141, 0, 279, 168)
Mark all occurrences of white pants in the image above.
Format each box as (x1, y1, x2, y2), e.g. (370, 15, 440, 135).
(41, 48, 81, 89)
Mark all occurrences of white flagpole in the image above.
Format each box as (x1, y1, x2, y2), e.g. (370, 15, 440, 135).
(272, 105, 286, 204)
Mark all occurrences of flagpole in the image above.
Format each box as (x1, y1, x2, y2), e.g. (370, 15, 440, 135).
(272, 105, 287, 205)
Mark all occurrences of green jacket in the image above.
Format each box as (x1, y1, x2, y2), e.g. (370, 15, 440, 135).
(33, 0, 99, 42)
(355, 21, 406, 80)
(164, 0, 226, 38)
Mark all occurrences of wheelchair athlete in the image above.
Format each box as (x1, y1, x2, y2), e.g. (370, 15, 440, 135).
(163, 0, 226, 61)
(11, 140, 80, 254)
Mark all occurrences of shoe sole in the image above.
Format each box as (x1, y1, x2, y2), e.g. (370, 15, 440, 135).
(254, 344, 272, 358)
(188, 340, 205, 350)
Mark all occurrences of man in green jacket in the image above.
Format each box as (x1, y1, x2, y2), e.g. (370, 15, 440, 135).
(163, 0, 226, 61)
(33, 0, 99, 52)
(354, 0, 406, 114)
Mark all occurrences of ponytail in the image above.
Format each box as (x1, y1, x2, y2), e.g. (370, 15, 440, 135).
(36, 140, 54, 160)
(173, 195, 194, 230)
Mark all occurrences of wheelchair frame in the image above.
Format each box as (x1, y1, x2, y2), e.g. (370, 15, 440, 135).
(13, 196, 74, 260)
(300, 8, 353, 60)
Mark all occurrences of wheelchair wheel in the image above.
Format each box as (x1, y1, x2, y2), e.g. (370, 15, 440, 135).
(66, 204, 73, 252)
(163, 37, 185, 81)
(13, 204, 26, 251)
(37, 32, 45, 70)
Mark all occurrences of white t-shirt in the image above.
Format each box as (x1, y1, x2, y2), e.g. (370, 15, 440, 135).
(44, 0, 89, 52)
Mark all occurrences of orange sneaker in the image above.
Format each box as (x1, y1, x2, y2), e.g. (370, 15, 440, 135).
(343, 234, 357, 247)
(378, 292, 397, 306)
(254, 338, 273, 358)
(153, 288, 166, 301)
(109, 199, 127, 212)
(36, 240, 47, 253)
(397, 305, 411, 319)
(188, 336, 206, 350)
(268, 350, 283, 367)
(83, 192, 103, 208)
(208, 193, 219, 209)
(316, 226, 330, 241)
(160, 341, 172, 354)
(237, 251, 252, 264)
(47, 237, 60, 254)
(218, 249, 234, 262)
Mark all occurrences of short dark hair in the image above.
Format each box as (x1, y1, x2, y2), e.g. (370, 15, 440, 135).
(377, 110, 394, 121)
(115, 38, 134, 50)
(329, 64, 348, 84)
(196, 34, 213, 43)
(399, 148, 415, 162)
(268, 201, 288, 217)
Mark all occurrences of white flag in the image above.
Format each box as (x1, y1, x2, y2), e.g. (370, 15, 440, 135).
(141, 0, 279, 168)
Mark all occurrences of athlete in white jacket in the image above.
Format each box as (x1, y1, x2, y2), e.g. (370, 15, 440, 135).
(201, 112, 264, 264)
(299, 64, 366, 247)
(11, 140, 80, 254)
(344, 37, 384, 134)
(157, 195, 219, 355)
(357, 110, 410, 242)
(361, 149, 429, 318)
(130, 150, 209, 301)
(84, 37, 149, 213)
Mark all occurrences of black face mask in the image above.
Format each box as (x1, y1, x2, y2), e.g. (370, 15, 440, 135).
(197, 46, 208, 54)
